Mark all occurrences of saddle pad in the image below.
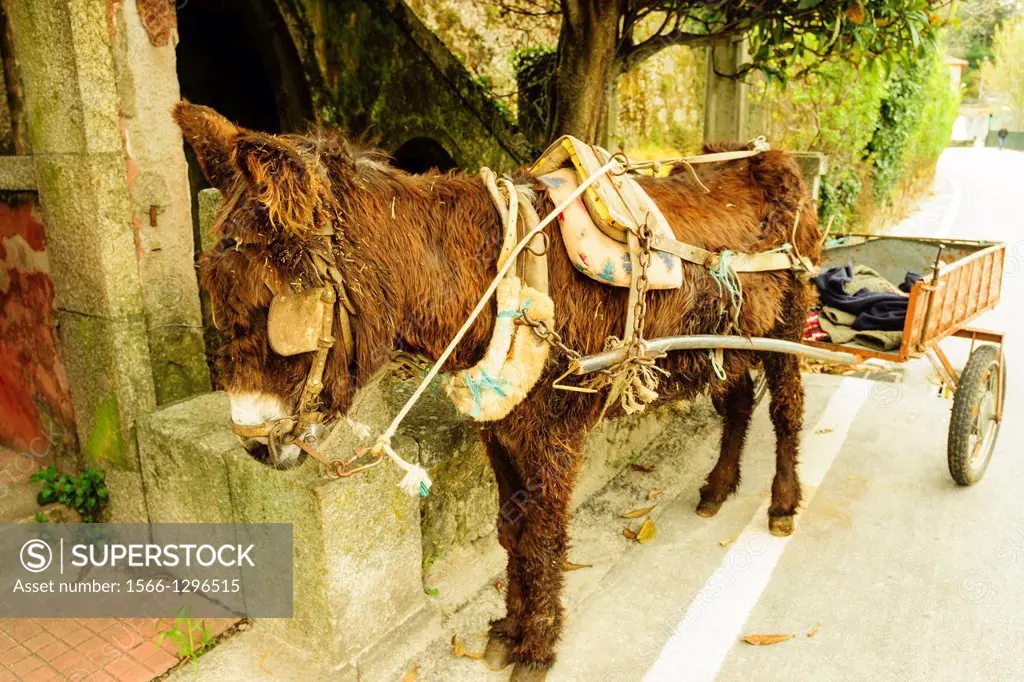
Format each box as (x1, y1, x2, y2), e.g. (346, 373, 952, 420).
(532, 135, 671, 244)
(539, 169, 682, 289)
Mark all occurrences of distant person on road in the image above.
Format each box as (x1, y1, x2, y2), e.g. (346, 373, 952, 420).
(998, 128, 1008, 151)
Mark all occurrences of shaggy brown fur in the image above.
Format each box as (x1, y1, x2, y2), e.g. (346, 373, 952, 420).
(174, 101, 821, 678)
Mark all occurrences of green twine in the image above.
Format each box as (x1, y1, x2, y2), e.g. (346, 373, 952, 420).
(709, 250, 743, 326)
(708, 349, 727, 381)
(463, 369, 510, 418)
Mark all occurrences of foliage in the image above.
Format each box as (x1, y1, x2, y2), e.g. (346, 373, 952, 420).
(981, 19, 1024, 127)
(497, 0, 952, 78)
(31, 466, 109, 522)
(868, 46, 959, 202)
(945, 0, 1020, 97)
(750, 39, 957, 230)
(156, 608, 213, 671)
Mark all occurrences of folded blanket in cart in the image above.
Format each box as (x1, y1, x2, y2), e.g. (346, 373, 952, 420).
(813, 264, 923, 351)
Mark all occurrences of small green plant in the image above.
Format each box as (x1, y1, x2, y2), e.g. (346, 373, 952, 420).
(30, 466, 109, 522)
(156, 608, 213, 671)
(34, 512, 47, 523)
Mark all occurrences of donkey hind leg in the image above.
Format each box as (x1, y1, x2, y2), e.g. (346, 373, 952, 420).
(697, 371, 756, 518)
(762, 351, 805, 537)
(481, 431, 527, 671)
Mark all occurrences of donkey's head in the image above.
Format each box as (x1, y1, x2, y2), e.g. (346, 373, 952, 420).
(174, 101, 367, 469)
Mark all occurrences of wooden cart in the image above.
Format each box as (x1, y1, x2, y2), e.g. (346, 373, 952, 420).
(802, 235, 1006, 485)
(573, 234, 1007, 486)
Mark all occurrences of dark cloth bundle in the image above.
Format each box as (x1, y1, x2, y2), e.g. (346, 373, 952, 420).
(815, 264, 921, 332)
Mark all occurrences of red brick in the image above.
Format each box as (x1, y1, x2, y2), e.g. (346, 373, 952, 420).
(48, 650, 96, 676)
(0, 645, 29, 667)
(0, 669, 16, 682)
(104, 655, 152, 682)
(60, 626, 93, 647)
(34, 639, 70, 663)
(0, 635, 16, 653)
(21, 632, 56, 653)
(37, 620, 76, 638)
(8, 654, 45, 677)
(87, 672, 117, 682)
(76, 635, 122, 667)
(20, 665, 59, 682)
(132, 647, 179, 675)
(76, 619, 112, 634)
(3, 621, 43, 641)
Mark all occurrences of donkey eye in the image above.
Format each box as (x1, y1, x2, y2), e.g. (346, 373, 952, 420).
(219, 237, 237, 250)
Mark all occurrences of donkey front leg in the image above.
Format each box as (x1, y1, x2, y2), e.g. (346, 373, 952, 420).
(508, 475, 574, 682)
(481, 430, 527, 671)
(698, 371, 756, 518)
(763, 352, 804, 536)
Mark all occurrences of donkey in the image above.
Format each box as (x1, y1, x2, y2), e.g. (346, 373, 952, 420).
(174, 101, 820, 680)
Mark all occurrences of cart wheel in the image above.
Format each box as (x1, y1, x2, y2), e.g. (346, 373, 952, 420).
(948, 344, 1003, 486)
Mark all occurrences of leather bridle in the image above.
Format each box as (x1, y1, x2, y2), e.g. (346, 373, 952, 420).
(220, 201, 359, 470)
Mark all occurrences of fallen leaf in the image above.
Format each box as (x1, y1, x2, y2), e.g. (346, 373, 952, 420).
(451, 635, 485, 660)
(401, 664, 419, 682)
(259, 651, 270, 674)
(636, 518, 656, 544)
(623, 527, 637, 540)
(814, 427, 834, 435)
(648, 488, 664, 500)
(564, 560, 592, 572)
(719, 533, 738, 548)
(495, 578, 505, 592)
(631, 462, 655, 473)
(741, 634, 794, 646)
(622, 504, 657, 519)
(806, 622, 821, 638)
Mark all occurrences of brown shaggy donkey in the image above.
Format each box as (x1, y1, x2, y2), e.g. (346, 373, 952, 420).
(174, 102, 821, 680)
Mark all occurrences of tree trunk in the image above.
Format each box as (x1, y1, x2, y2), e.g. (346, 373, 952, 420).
(547, 0, 621, 145)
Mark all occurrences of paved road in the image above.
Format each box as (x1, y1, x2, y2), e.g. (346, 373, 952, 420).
(553, 147, 1024, 682)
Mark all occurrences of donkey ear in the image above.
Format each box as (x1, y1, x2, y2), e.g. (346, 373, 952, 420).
(232, 133, 327, 238)
(172, 101, 240, 191)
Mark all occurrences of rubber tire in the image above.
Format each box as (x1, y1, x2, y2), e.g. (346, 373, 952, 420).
(948, 344, 1002, 486)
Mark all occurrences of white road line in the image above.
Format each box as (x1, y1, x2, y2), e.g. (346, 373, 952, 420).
(643, 377, 873, 682)
(935, 172, 962, 238)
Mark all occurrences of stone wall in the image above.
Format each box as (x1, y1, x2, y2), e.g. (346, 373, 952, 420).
(269, 0, 533, 170)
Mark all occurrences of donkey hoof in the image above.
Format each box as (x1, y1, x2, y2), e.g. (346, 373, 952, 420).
(482, 636, 514, 671)
(769, 515, 795, 537)
(510, 663, 550, 682)
(696, 499, 724, 518)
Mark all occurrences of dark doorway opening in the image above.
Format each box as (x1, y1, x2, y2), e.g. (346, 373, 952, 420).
(391, 137, 458, 174)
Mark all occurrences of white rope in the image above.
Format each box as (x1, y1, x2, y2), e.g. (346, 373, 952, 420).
(371, 158, 621, 496)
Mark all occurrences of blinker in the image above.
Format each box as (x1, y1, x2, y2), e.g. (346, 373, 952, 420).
(267, 287, 332, 356)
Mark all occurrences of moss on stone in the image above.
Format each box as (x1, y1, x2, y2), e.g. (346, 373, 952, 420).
(84, 395, 124, 467)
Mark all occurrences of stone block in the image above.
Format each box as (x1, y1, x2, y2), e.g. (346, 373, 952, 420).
(136, 391, 237, 525)
(55, 311, 155, 473)
(7, 0, 123, 155)
(34, 153, 144, 319)
(791, 151, 828, 202)
(137, 389, 431, 667)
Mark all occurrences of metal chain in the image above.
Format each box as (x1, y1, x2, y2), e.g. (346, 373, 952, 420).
(626, 221, 654, 360)
(518, 309, 582, 361)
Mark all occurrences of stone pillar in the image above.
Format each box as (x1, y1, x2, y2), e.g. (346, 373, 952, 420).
(790, 152, 829, 203)
(703, 40, 749, 142)
(5, 0, 156, 520)
(112, 0, 210, 405)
